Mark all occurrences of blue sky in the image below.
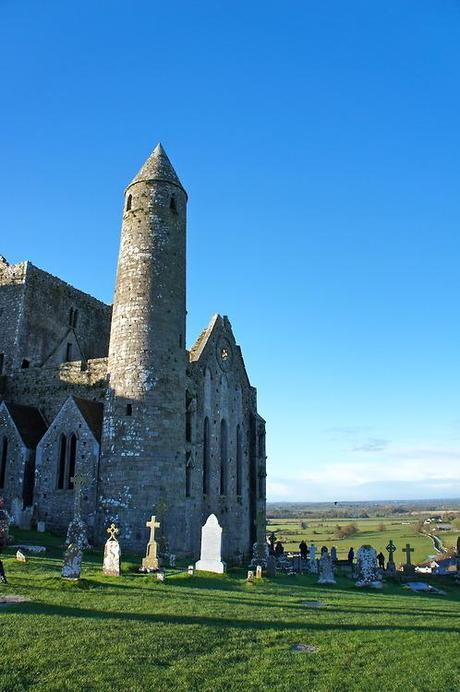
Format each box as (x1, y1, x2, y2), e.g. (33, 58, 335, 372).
(1, 1, 460, 501)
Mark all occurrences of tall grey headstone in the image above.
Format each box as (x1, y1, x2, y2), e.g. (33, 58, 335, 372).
(317, 549, 336, 585)
(195, 514, 226, 574)
(355, 545, 382, 588)
(62, 543, 83, 580)
(308, 543, 317, 574)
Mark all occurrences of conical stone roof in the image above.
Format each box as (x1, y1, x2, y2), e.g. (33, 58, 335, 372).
(128, 143, 185, 191)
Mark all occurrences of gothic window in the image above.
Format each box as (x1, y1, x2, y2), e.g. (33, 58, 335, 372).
(126, 404, 133, 416)
(57, 434, 67, 489)
(72, 309, 79, 329)
(185, 452, 192, 498)
(126, 194, 132, 211)
(185, 392, 193, 443)
(21, 359, 30, 369)
(0, 437, 7, 488)
(220, 419, 227, 496)
(170, 195, 177, 213)
(203, 416, 210, 495)
(67, 434, 77, 489)
(69, 308, 74, 326)
(236, 424, 242, 496)
(0, 353, 4, 375)
(65, 343, 73, 362)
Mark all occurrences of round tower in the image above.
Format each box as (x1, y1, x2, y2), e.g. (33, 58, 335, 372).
(99, 144, 188, 553)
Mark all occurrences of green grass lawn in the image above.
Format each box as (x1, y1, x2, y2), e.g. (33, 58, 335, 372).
(267, 517, 454, 565)
(1, 531, 460, 691)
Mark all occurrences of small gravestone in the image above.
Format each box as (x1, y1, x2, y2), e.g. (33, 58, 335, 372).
(247, 570, 254, 582)
(16, 550, 26, 563)
(141, 516, 160, 572)
(317, 549, 336, 584)
(308, 543, 318, 574)
(37, 521, 46, 533)
(330, 546, 337, 563)
(291, 643, 317, 654)
(102, 524, 121, 577)
(188, 565, 195, 576)
(169, 554, 176, 568)
(156, 570, 165, 583)
(355, 545, 382, 588)
(62, 543, 82, 579)
(386, 539, 397, 576)
(256, 565, 262, 579)
(195, 514, 226, 574)
(266, 554, 277, 577)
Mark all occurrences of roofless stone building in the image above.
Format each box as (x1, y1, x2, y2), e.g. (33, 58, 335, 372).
(0, 144, 266, 559)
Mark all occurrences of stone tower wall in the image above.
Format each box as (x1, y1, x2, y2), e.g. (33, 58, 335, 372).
(99, 151, 188, 553)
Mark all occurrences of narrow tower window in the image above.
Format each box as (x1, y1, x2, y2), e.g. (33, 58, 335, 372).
(0, 437, 7, 488)
(185, 452, 192, 498)
(203, 417, 210, 495)
(126, 194, 132, 211)
(185, 392, 193, 443)
(126, 404, 133, 416)
(57, 434, 67, 490)
(170, 195, 177, 212)
(68, 434, 77, 489)
(65, 343, 73, 362)
(69, 308, 74, 326)
(0, 353, 4, 375)
(72, 309, 78, 328)
(236, 424, 242, 496)
(220, 419, 227, 496)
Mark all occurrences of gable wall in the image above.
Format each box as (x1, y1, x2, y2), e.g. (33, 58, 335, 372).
(0, 405, 31, 510)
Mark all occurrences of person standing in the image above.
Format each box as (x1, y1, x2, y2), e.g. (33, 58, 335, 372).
(347, 547, 355, 565)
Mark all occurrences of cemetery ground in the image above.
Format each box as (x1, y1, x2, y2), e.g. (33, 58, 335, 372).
(1, 530, 460, 692)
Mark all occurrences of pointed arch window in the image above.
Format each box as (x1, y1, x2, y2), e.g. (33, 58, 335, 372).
(220, 419, 227, 496)
(0, 437, 7, 488)
(57, 434, 67, 489)
(203, 416, 210, 495)
(67, 434, 77, 489)
(126, 194, 132, 211)
(236, 424, 242, 496)
(185, 452, 192, 498)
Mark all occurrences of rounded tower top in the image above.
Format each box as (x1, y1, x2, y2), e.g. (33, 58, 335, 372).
(127, 143, 186, 196)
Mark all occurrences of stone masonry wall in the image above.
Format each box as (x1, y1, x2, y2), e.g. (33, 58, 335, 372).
(3, 359, 108, 423)
(0, 260, 27, 377)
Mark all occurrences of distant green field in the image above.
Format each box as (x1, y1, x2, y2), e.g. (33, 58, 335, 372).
(267, 517, 459, 565)
(1, 529, 460, 691)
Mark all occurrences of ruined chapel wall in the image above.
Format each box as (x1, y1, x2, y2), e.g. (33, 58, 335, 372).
(3, 359, 108, 423)
(0, 261, 27, 376)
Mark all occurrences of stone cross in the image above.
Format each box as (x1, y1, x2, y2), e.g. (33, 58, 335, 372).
(141, 516, 160, 571)
(403, 543, 414, 564)
(107, 523, 119, 541)
(386, 540, 397, 563)
(70, 470, 86, 518)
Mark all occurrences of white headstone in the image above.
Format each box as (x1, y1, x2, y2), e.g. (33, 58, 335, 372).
(195, 514, 226, 574)
(156, 570, 165, 582)
(103, 539, 121, 577)
(188, 565, 195, 576)
(256, 565, 262, 579)
(36, 521, 46, 533)
(247, 570, 254, 582)
(16, 550, 27, 563)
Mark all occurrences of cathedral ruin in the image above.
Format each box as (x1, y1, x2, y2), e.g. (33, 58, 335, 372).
(0, 144, 266, 559)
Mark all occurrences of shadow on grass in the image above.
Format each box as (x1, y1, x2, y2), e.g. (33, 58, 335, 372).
(12, 602, 460, 634)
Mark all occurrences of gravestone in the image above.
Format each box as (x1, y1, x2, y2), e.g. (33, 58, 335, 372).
(247, 570, 254, 582)
(355, 545, 382, 588)
(330, 546, 337, 563)
(249, 541, 268, 569)
(386, 539, 397, 576)
(256, 565, 262, 579)
(317, 549, 336, 585)
(10, 497, 22, 526)
(169, 554, 176, 568)
(102, 524, 121, 577)
(37, 521, 46, 533)
(62, 543, 82, 579)
(195, 514, 226, 574)
(141, 516, 160, 572)
(402, 543, 416, 576)
(188, 565, 195, 576)
(266, 554, 277, 577)
(16, 550, 26, 563)
(308, 543, 318, 574)
(156, 570, 165, 583)
(65, 471, 88, 550)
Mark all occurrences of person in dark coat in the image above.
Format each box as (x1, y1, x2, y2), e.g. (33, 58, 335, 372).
(347, 547, 355, 565)
(274, 540, 285, 557)
(377, 552, 385, 569)
(299, 540, 308, 559)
